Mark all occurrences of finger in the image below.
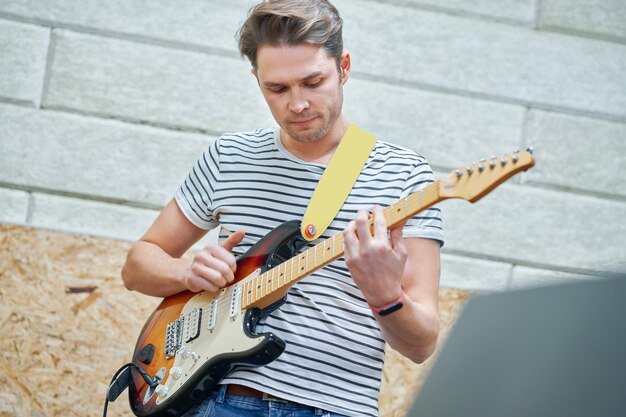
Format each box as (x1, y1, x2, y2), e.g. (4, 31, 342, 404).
(190, 261, 228, 287)
(201, 255, 236, 284)
(354, 210, 373, 243)
(389, 226, 406, 257)
(372, 206, 388, 240)
(221, 230, 245, 251)
(204, 245, 238, 278)
(206, 230, 244, 272)
(186, 275, 220, 293)
(195, 249, 235, 284)
(342, 220, 359, 260)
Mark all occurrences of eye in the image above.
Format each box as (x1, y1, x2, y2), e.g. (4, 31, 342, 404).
(269, 86, 286, 94)
(305, 80, 322, 88)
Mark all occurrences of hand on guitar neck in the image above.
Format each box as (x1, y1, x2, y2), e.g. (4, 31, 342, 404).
(343, 205, 407, 307)
(344, 205, 441, 363)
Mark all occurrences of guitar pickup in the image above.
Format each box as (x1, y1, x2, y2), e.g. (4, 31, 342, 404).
(183, 308, 202, 343)
(230, 286, 241, 319)
(207, 299, 218, 332)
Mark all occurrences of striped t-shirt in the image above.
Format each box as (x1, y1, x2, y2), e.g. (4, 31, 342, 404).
(175, 126, 443, 417)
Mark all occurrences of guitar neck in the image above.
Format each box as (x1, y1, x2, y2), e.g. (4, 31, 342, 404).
(239, 181, 442, 309)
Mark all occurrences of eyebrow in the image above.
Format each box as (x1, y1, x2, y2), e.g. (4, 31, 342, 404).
(263, 71, 323, 88)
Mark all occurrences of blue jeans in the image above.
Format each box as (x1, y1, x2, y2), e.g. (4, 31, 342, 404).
(183, 385, 346, 417)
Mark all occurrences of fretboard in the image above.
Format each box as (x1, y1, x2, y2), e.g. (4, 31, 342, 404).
(239, 181, 442, 309)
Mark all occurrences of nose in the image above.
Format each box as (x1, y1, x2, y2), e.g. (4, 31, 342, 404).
(288, 88, 309, 114)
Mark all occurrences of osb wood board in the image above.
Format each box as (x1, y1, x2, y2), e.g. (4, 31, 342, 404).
(379, 288, 472, 417)
(0, 224, 472, 417)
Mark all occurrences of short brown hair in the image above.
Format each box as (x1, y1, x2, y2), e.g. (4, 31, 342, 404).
(237, 0, 343, 68)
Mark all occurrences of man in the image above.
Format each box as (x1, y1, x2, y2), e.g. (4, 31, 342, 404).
(121, 1, 443, 416)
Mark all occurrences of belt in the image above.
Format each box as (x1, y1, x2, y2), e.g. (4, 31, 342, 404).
(225, 384, 288, 402)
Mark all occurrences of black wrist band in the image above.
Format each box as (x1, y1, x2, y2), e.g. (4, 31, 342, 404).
(370, 293, 404, 316)
(377, 300, 404, 316)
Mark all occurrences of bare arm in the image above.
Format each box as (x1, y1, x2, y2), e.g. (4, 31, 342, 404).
(343, 206, 440, 363)
(121, 199, 244, 297)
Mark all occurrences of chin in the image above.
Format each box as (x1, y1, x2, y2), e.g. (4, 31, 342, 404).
(287, 124, 331, 143)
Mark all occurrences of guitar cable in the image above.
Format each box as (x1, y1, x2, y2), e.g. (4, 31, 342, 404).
(102, 362, 159, 417)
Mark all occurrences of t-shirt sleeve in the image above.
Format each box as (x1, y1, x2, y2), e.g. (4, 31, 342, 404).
(400, 160, 444, 246)
(174, 138, 220, 230)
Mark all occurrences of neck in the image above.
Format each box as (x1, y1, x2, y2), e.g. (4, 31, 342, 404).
(280, 115, 350, 165)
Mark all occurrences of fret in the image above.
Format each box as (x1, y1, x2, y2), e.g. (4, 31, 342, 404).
(266, 273, 270, 296)
(258, 275, 264, 299)
(299, 253, 306, 276)
(272, 268, 276, 291)
(297, 253, 301, 278)
(265, 270, 270, 295)
(282, 261, 287, 285)
(394, 202, 399, 221)
(261, 274, 266, 298)
(315, 245, 319, 268)
(268, 268, 273, 292)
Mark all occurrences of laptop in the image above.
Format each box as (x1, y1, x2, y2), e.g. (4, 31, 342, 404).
(407, 275, 626, 417)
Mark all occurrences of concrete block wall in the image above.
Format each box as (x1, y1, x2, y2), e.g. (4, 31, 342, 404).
(1, 0, 625, 291)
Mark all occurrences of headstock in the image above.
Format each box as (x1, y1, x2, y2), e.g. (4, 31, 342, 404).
(438, 149, 535, 202)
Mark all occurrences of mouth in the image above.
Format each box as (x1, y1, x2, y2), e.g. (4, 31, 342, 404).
(289, 116, 317, 127)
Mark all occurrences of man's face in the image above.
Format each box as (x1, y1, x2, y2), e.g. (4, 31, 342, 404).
(254, 43, 349, 143)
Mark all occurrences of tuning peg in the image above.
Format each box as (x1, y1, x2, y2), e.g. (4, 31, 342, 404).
(526, 146, 534, 154)
(511, 154, 519, 163)
(478, 163, 485, 172)
(466, 166, 474, 175)
(455, 169, 463, 178)
(500, 158, 507, 166)
(489, 160, 496, 169)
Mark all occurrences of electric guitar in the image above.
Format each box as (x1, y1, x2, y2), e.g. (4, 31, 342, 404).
(128, 150, 535, 416)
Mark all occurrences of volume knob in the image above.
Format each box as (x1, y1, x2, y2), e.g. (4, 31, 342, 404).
(170, 367, 183, 380)
(155, 384, 169, 398)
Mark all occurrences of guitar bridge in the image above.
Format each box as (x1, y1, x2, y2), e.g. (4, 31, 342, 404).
(164, 317, 184, 358)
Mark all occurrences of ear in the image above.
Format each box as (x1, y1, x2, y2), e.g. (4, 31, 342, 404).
(339, 51, 351, 85)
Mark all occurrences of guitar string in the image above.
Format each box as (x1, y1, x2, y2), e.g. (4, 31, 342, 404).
(241, 183, 441, 308)
(237, 155, 529, 309)
(182, 183, 442, 325)
(170, 156, 529, 337)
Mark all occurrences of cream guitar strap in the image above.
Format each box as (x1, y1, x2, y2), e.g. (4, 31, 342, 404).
(300, 124, 377, 241)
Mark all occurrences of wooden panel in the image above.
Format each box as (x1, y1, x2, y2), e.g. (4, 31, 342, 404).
(0, 224, 472, 417)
